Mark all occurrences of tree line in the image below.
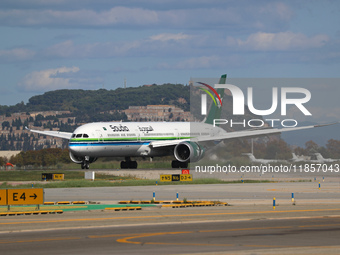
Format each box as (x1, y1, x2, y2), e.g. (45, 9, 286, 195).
(2, 148, 70, 167)
(0, 84, 190, 116)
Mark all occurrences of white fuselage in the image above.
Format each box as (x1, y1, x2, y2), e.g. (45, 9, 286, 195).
(68, 121, 224, 158)
(243, 153, 286, 164)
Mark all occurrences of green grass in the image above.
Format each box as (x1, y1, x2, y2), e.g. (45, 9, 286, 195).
(0, 170, 300, 189)
(0, 176, 275, 189)
(0, 170, 129, 182)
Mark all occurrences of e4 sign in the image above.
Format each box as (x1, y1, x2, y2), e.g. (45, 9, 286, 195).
(7, 188, 44, 205)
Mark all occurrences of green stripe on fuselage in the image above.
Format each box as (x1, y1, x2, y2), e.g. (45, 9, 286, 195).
(70, 136, 192, 142)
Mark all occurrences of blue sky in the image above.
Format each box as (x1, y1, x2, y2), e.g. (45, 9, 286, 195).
(0, 0, 339, 106)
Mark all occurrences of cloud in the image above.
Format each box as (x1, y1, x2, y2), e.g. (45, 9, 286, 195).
(18, 66, 80, 92)
(0, 3, 293, 31)
(43, 33, 193, 59)
(157, 55, 228, 70)
(228, 31, 330, 51)
(0, 48, 35, 62)
(43, 40, 143, 59)
(0, 7, 158, 28)
(149, 33, 191, 42)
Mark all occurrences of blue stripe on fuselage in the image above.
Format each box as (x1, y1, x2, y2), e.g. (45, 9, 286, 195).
(69, 141, 150, 147)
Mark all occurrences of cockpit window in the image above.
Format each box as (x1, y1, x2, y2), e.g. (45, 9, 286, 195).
(73, 134, 89, 138)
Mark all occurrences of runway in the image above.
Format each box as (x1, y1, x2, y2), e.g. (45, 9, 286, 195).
(1, 212, 340, 255)
(1, 181, 340, 254)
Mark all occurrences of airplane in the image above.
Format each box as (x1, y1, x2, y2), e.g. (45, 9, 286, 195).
(242, 153, 287, 164)
(290, 153, 325, 163)
(314, 153, 340, 163)
(291, 153, 305, 162)
(25, 74, 336, 169)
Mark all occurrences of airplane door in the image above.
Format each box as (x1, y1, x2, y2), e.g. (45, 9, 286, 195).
(174, 129, 179, 140)
(136, 128, 141, 142)
(96, 130, 104, 142)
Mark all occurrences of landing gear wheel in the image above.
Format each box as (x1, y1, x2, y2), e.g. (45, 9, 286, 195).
(130, 161, 137, 169)
(180, 162, 188, 168)
(171, 160, 188, 168)
(120, 161, 127, 169)
(171, 160, 180, 168)
(120, 160, 138, 169)
(81, 160, 90, 169)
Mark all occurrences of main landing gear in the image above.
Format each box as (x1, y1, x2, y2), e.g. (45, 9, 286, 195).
(171, 160, 188, 168)
(120, 157, 138, 169)
(81, 156, 90, 169)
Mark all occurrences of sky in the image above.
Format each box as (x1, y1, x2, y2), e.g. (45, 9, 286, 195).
(0, 0, 340, 108)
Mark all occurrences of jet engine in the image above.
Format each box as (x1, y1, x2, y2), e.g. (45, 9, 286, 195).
(69, 151, 97, 164)
(174, 141, 205, 163)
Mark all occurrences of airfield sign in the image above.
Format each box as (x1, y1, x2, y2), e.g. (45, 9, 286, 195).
(0, 189, 7, 206)
(160, 174, 193, 182)
(160, 174, 172, 182)
(7, 188, 44, 205)
(180, 174, 192, 181)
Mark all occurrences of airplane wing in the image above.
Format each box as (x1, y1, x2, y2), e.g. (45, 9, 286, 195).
(150, 123, 337, 148)
(150, 139, 190, 148)
(25, 127, 73, 140)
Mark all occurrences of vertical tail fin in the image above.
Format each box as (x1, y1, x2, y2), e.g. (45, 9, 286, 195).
(204, 74, 226, 125)
(242, 153, 256, 162)
(314, 153, 323, 160)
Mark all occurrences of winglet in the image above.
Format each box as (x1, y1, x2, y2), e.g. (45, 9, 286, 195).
(313, 122, 340, 128)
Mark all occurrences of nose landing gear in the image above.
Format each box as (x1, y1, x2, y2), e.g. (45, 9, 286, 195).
(81, 161, 90, 169)
(81, 156, 90, 169)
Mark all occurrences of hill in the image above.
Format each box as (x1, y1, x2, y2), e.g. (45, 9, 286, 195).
(0, 83, 190, 115)
(0, 83, 192, 151)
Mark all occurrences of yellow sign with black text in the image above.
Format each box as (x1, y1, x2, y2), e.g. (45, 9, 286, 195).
(160, 174, 172, 182)
(7, 188, 44, 205)
(53, 174, 64, 180)
(0, 189, 7, 206)
(180, 174, 193, 181)
(160, 174, 193, 182)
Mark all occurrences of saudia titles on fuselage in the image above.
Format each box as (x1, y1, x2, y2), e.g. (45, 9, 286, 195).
(109, 124, 154, 133)
(109, 124, 129, 132)
(138, 126, 154, 133)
